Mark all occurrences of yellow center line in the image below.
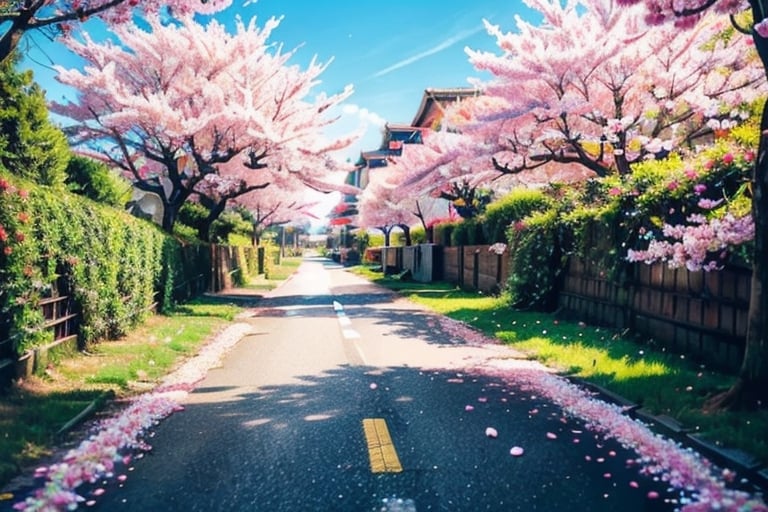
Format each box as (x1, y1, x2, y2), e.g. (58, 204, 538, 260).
(362, 418, 403, 473)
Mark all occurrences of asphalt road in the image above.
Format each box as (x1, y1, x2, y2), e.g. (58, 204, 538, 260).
(11, 258, 695, 511)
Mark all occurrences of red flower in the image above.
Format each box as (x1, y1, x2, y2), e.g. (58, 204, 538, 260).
(14, 232, 24, 243)
(0, 226, 6, 242)
(745, 150, 755, 162)
(17, 189, 28, 199)
(17, 212, 29, 224)
(722, 153, 734, 165)
(0, 178, 9, 191)
(3, 246, 11, 256)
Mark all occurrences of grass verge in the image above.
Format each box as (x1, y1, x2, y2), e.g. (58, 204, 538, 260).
(352, 266, 768, 468)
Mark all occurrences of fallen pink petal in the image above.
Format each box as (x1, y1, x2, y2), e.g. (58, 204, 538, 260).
(485, 427, 498, 438)
(465, 405, 475, 412)
(510, 446, 525, 457)
(12, 324, 253, 512)
(546, 432, 557, 440)
(480, 361, 768, 511)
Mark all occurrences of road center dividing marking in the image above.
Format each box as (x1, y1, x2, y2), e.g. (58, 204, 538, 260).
(333, 301, 360, 339)
(362, 418, 403, 473)
(333, 299, 365, 364)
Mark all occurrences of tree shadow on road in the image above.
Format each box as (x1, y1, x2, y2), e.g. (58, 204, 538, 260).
(47, 364, 691, 512)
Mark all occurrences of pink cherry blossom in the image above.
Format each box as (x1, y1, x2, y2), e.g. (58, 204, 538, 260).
(627, 213, 753, 271)
(755, 18, 768, 38)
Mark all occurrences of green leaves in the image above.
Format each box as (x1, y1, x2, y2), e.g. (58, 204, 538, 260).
(0, 171, 194, 356)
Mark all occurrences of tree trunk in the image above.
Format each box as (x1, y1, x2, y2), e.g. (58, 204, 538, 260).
(197, 198, 228, 242)
(0, 9, 34, 65)
(399, 224, 412, 246)
(380, 226, 392, 247)
(705, 23, 768, 411)
(161, 201, 178, 233)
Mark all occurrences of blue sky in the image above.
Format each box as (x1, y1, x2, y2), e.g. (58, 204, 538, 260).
(239, 0, 534, 160)
(20, 1, 536, 163)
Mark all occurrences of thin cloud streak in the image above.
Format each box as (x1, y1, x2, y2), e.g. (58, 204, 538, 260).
(371, 25, 485, 78)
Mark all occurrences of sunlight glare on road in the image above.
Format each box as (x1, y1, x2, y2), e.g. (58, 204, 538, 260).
(379, 496, 417, 512)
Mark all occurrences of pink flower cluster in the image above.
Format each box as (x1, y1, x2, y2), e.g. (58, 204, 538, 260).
(627, 213, 754, 271)
(488, 243, 507, 255)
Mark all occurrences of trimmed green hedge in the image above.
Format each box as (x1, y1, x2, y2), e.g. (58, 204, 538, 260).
(0, 171, 207, 357)
(483, 188, 552, 244)
(506, 209, 563, 309)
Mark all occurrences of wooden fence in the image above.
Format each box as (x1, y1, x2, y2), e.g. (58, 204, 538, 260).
(380, 244, 749, 372)
(442, 245, 509, 294)
(559, 257, 750, 372)
(382, 244, 510, 294)
(0, 244, 261, 385)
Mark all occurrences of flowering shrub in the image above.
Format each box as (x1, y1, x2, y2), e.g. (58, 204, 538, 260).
(624, 140, 754, 271)
(0, 175, 50, 353)
(500, 130, 756, 308)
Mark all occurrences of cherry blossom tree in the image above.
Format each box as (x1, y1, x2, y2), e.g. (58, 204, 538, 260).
(355, 157, 449, 245)
(381, 129, 494, 220)
(0, 0, 231, 63)
(232, 188, 322, 246)
(50, 14, 357, 235)
(355, 171, 415, 245)
(617, 0, 768, 410)
(453, 0, 763, 180)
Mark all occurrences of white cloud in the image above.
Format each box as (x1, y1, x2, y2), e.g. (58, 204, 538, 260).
(342, 104, 387, 128)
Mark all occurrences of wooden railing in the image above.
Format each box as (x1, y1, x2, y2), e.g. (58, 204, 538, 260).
(39, 295, 79, 345)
